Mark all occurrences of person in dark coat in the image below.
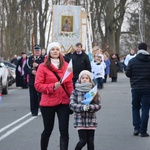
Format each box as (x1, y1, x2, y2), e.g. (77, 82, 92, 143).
(126, 42, 150, 137)
(16, 52, 28, 89)
(11, 54, 18, 66)
(109, 53, 119, 82)
(60, 50, 71, 63)
(24, 45, 45, 116)
(65, 51, 73, 60)
(72, 42, 91, 88)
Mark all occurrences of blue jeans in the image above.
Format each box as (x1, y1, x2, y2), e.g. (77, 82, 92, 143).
(131, 89, 150, 133)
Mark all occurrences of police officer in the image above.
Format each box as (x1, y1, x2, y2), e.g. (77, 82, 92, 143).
(24, 45, 45, 116)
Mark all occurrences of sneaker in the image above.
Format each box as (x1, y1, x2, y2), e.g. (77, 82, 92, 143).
(133, 130, 139, 136)
(140, 133, 149, 137)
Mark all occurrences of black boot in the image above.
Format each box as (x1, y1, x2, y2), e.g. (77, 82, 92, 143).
(41, 133, 49, 150)
(60, 137, 69, 150)
(114, 77, 117, 82)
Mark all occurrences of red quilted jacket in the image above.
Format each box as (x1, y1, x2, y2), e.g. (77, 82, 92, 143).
(34, 62, 73, 106)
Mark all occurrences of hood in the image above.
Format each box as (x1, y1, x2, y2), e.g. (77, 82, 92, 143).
(136, 50, 150, 62)
(137, 49, 149, 55)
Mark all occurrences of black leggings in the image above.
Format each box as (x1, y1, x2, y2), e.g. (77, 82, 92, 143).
(75, 129, 95, 150)
(40, 104, 70, 150)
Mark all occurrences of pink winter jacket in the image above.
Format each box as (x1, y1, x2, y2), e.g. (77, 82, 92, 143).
(34, 62, 73, 106)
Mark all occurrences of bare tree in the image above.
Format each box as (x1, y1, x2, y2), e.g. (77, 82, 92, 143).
(3, 0, 25, 58)
(91, 0, 127, 54)
(1, 0, 149, 59)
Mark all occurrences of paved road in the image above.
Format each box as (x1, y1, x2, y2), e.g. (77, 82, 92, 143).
(0, 73, 149, 150)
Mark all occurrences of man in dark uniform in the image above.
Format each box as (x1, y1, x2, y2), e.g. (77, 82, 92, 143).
(24, 45, 45, 116)
(72, 42, 91, 88)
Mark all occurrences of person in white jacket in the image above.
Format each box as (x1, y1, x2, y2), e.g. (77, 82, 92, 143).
(91, 54, 98, 84)
(124, 49, 136, 70)
(92, 55, 105, 89)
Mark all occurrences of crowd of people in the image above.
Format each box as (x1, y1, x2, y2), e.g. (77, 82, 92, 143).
(8, 41, 149, 150)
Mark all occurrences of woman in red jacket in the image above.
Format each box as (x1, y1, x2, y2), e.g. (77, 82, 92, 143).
(34, 42, 73, 150)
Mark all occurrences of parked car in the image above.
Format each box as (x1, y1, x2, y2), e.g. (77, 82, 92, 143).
(0, 62, 9, 94)
(3, 60, 16, 86)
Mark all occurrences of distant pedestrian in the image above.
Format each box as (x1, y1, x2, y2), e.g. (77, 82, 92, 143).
(16, 52, 28, 89)
(72, 43, 91, 88)
(92, 55, 105, 89)
(92, 41, 98, 55)
(103, 52, 110, 83)
(115, 53, 121, 72)
(126, 42, 150, 137)
(24, 44, 44, 116)
(69, 70, 101, 150)
(41, 48, 47, 56)
(109, 53, 119, 82)
(124, 49, 136, 71)
(60, 50, 70, 63)
(96, 48, 104, 62)
(10, 54, 18, 66)
(91, 54, 97, 84)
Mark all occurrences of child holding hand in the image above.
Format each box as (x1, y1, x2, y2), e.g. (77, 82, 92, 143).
(69, 70, 101, 150)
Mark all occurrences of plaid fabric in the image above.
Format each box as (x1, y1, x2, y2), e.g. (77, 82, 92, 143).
(69, 90, 101, 128)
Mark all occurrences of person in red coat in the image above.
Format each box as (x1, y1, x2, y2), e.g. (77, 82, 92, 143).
(34, 42, 73, 150)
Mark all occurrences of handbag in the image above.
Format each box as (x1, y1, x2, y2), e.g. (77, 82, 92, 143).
(51, 71, 73, 114)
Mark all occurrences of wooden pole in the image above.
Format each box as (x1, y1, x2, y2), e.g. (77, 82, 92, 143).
(32, 33, 35, 62)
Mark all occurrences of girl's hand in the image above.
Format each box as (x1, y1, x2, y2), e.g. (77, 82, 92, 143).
(83, 105, 89, 111)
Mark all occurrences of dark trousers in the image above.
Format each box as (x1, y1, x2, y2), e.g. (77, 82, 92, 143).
(75, 130, 95, 150)
(96, 77, 103, 89)
(20, 74, 28, 88)
(103, 74, 107, 83)
(40, 104, 70, 150)
(131, 89, 150, 133)
(29, 85, 41, 115)
(111, 77, 117, 82)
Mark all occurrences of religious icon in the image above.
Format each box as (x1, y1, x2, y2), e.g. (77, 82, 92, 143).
(61, 16, 73, 32)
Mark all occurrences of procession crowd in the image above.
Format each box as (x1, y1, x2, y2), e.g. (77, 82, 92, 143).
(8, 41, 149, 150)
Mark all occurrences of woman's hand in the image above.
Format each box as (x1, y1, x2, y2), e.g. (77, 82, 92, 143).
(54, 82, 61, 90)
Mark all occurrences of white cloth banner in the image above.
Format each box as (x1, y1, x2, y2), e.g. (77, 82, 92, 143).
(52, 5, 81, 50)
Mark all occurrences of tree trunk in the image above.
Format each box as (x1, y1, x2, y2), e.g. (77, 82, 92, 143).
(105, 1, 116, 53)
